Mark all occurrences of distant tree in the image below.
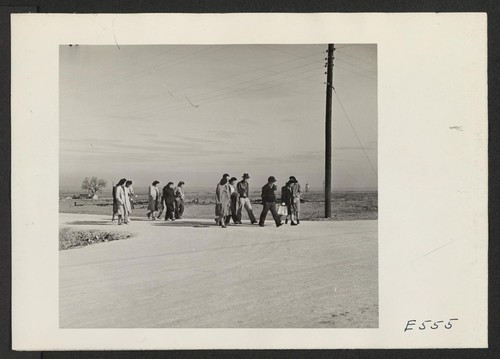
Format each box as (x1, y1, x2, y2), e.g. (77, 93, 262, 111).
(81, 176, 107, 196)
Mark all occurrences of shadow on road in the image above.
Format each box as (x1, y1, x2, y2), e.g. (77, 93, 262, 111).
(152, 220, 257, 228)
(62, 218, 260, 228)
(127, 217, 159, 222)
(153, 220, 216, 228)
(64, 220, 113, 226)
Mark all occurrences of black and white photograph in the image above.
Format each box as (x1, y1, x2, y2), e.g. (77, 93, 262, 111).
(58, 44, 378, 328)
(11, 13, 487, 350)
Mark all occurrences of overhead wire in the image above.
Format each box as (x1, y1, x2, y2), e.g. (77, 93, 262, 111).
(258, 45, 327, 63)
(335, 49, 377, 67)
(334, 57, 377, 75)
(332, 87, 378, 176)
(71, 62, 323, 127)
(68, 54, 324, 120)
(68, 44, 373, 121)
(63, 44, 378, 178)
(260, 44, 377, 78)
(69, 53, 326, 126)
(71, 45, 228, 98)
(67, 42, 376, 162)
(60, 46, 178, 88)
(334, 65, 377, 81)
(126, 63, 324, 120)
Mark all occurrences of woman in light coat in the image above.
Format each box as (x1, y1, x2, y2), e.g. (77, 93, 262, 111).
(111, 178, 126, 223)
(147, 180, 160, 220)
(115, 179, 130, 225)
(125, 180, 135, 210)
(215, 176, 231, 228)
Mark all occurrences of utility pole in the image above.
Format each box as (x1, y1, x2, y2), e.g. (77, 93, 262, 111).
(325, 44, 334, 218)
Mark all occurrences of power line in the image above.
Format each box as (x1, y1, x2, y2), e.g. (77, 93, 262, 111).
(335, 65, 377, 81)
(61, 46, 178, 88)
(72, 45, 228, 98)
(334, 57, 377, 75)
(332, 87, 378, 176)
(336, 49, 377, 67)
(259, 45, 326, 63)
(65, 45, 376, 136)
(131, 64, 324, 120)
(70, 55, 326, 126)
(66, 45, 375, 122)
(67, 54, 323, 120)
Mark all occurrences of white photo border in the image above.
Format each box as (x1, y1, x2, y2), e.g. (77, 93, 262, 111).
(11, 13, 487, 350)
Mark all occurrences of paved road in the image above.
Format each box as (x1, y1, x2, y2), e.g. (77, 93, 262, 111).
(59, 213, 378, 328)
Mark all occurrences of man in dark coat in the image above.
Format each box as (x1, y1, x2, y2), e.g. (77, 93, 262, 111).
(111, 183, 118, 223)
(162, 182, 176, 221)
(258, 176, 283, 227)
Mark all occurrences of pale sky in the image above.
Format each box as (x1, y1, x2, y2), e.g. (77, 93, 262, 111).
(60, 44, 377, 190)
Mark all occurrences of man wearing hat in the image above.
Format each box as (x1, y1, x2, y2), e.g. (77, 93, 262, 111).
(259, 176, 283, 227)
(174, 181, 186, 219)
(236, 173, 257, 224)
(290, 176, 302, 224)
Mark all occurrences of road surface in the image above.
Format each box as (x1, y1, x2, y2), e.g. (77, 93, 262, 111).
(59, 213, 378, 328)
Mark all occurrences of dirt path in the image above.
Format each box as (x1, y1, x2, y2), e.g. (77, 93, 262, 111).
(59, 213, 378, 328)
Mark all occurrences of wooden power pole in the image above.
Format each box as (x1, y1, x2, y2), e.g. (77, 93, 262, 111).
(325, 44, 334, 218)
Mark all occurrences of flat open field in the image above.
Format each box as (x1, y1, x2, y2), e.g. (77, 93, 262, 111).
(60, 190, 378, 221)
(59, 213, 378, 328)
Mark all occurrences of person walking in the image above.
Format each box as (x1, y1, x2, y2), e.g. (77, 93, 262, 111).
(225, 177, 240, 225)
(111, 180, 119, 223)
(163, 182, 176, 221)
(123, 180, 133, 221)
(112, 178, 126, 223)
(259, 176, 283, 227)
(174, 181, 185, 219)
(215, 175, 231, 228)
(290, 176, 302, 224)
(157, 189, 164, 219)
(115, 179, 130, 225)
(281, 180, 297, 225)
(125, 180, 135, 210)
(147, 180, 160, 220)
(236, 173, 257, 224)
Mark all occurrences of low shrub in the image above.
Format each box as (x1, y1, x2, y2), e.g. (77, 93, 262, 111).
(59, 229, 132, 250)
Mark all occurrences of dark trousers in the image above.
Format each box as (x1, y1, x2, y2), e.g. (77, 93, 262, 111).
(165, 202, 175, 220)
(175, 198, 184, 219)
(259, 201, 281, 226)
(225, 196, 240, 224)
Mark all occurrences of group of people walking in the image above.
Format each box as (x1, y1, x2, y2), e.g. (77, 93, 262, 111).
(111, 174, 302, 227)
(146, 181, 186, 221)
(215, 173, 302, 228)
(111, 179, 135, 225)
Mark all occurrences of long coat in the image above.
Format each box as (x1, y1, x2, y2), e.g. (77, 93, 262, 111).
(163, 186, 176, 205)
(281, 186, 293, 206)
(124, 186, 133, 212)
(115, 185, 130, 215)
(215, 182, 231, 217)
(261, 183, 277, 203)
(148, 185, 159, 211)
(112, 185, 119, 213)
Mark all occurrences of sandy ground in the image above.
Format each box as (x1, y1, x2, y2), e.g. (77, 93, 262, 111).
(59, 213, 378, 328)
